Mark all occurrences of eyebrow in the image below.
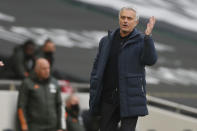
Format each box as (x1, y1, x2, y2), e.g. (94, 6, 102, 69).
(121, 16, 134, 19)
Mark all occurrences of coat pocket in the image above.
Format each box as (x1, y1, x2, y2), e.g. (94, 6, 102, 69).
(126, 73, 144, 88)
(126, 74, 145, 97)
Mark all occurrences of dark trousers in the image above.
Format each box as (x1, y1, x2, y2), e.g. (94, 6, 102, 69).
(100, 101, 138, 131)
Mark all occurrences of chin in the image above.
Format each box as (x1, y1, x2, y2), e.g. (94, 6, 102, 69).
(43, 76, 50, 79)
(122, 30, 129, 34)
(120, 28, 128, 32)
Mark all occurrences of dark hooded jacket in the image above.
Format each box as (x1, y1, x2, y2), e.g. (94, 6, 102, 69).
(89, 28, 157, 117)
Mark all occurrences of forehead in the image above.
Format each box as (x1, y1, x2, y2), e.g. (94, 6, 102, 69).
(45, 42, 53, 47)
(38, 61, 50, 69)
(120, 9, 136, 17)
(70, 96, 79, 104)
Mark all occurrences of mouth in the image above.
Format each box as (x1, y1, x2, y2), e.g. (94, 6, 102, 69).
(122, 24, 128, 28)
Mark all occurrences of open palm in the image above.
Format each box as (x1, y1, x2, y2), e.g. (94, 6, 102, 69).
(145, 16, 156, 35)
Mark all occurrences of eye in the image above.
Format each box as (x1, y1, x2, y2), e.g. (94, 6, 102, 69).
(121, 16, 126, 20)
(127, 17, 133, 20)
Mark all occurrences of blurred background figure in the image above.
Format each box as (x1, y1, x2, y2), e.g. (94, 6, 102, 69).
(36, 38, 55, 67)
(36, 38, 63, 79)
(35, 38, 85, 82)
(11, 39, 36, 79)
(59, 80, 73, 93)
(65, 95, 85, 131)
(17, 58, 65, 131)
(0, 39, 36, 79)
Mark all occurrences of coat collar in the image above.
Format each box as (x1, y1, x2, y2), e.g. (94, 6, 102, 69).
(108, 28, 141, 40)
(30, 72, 51, 84)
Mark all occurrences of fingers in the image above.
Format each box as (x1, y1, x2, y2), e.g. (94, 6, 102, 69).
(149, 16, 156, 27)
(145, 16, 156, 35)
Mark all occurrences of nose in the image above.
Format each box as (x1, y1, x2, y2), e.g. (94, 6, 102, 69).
(123, 18, 128, 23)
(45, 68, 50, 74)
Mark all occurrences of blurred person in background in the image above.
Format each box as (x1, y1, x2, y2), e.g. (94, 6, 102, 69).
(89, 6, 157, 131)
(36, 38, 85, 82)
(65, 95, 85, 131)
(36, 38, 62, 79)
(12, 39, 36, 79)
(36, 38, 55, 67)
(17, 58, 65, 131)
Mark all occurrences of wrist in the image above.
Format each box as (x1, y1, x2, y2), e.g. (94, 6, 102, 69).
(145, 34, 152, 39)
(145, 33, 152, 37)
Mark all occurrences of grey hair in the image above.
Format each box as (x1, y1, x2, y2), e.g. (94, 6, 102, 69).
(119, 7, 139, 21)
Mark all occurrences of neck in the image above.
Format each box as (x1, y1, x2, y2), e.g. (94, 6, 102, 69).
(37, 76, 48, 81)
(37, 77, 44, 81)
(120, 30, 130, 38)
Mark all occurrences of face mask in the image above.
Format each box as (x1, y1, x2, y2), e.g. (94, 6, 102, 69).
(25, 54, 34, 59)
(71, 104, 80, 112)
(44, 52, 54, 65)
(45, 52, 53, 57)
(66, 104, 80, 118)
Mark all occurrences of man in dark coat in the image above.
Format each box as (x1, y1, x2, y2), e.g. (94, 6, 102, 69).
(89, 7, 157, 131)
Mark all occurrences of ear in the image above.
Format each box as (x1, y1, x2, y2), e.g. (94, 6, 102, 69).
(135, 20, 139, 27)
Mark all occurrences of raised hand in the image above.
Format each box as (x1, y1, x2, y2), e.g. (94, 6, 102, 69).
(145, 16, 156, 36)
